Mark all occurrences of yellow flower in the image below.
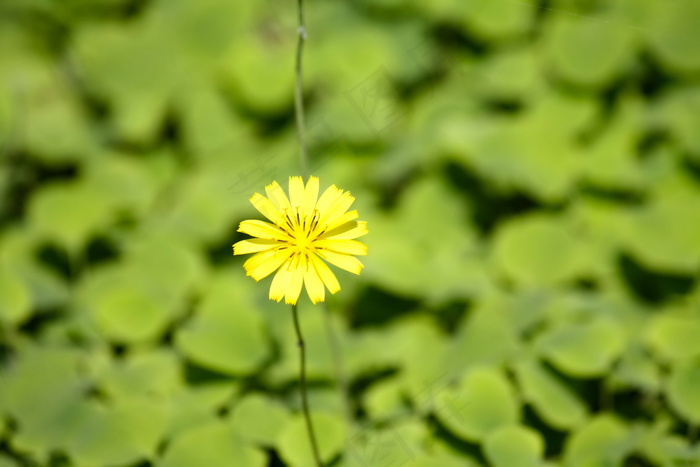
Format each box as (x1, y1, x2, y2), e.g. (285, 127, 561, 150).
(233, 176, 368, 305)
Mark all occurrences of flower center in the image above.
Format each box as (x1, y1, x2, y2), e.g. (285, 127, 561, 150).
(281, 207, 324, 253)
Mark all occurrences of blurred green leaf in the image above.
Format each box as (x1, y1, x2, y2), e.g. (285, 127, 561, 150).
(98, 350, 183, 401)
(646, 0, 700, 74)
(543, 15, 637, 87)
(535, 315, 625, 377)
(484, 424, 544, 467)
(28, 180, 116, 252)
(646, 311, 700, 362)
(513, 358, 588, 430)
(158, 420, 266, 467)
(621, 178, 700, 273)
(66, 398, 168, 466)
(434, 366, 518, 441)
(230, 393, 291, 446)
(365, 175, 489, 302)
(175, 271, 270, 376)
(459, 0, 534, 40)
(0, 265, 31, 325)
(656, 86, 700, 161)
(563, 414, 630, 466)
(582, 94, 645, 189)
(0, 456, 19, 467)
(666, 360, 700, 424)
(164, 383, 237, 439)
(277, 412, 345, 467)
(448, 294, 520, 371)
(492, 213, 584, 288)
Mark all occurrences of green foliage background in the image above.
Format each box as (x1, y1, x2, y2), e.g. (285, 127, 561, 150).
(1, 0, 700, 466)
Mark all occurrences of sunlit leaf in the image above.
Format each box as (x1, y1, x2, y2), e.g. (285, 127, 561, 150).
(434, 366, 518, 441)
(484, 424, 544, 467)
(158, 420, 266, 467)
(277, 412, 345, 467)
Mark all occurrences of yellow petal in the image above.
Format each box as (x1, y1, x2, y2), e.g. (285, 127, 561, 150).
(244, 248, 292, 281)
(269, 264, 292, 302)
(316, 249, 364, 275)
(288, 176, 305, 208)
(304, 258, 325, 304)
(238, 220, 291, 241)
(303, 176, 320, 214)
(322, 221, 368, 240)
(233, 238, 280, 255)
(315, 239, 368, 256)
(315, 184, 343, 214)
(321, 192, 355, 225)
(250, 193, 283, 224)
(265, 181, 291, 211)
(323, 210, 360, 233)
(285, 255, 305, 305)
(309, 254, 340, 294)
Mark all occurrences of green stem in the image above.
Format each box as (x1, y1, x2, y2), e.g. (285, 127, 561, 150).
(291, 304, 323, 467)
(294, 0, 309, 179)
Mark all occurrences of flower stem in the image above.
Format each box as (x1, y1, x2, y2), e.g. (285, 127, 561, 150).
(294, 0, 309, 179)
(291, 303, 323, 467)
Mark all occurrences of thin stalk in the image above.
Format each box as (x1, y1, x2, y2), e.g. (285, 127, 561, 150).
(291, 303, 323, 467)
(294, 0, 309, 178)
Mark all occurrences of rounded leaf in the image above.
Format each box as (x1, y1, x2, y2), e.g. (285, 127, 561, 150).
(277, 412, 345, 467)
(159, 421, 265, 467)
(434, 367, 518, 441)
(230, 394, 291, 446)
(484, 425, 544, 467)
(536, 318, 625, 377)
(563, 414, 629, 466)
(492, 214, 583, 287)
(647, 0, 700, 74)
(0, 267, 31, 325)
(175, 273, 269, 375)
(514, 359, 587, 429)
(666, 360, 700, 424)
(646, 313, 700, 362)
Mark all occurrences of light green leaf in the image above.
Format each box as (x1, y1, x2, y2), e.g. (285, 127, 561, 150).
(66, 398, 168, 466)
(563, 414, 630, 467)
(99, 350, 183, 401)
(158, 420, 266, 467)
(0, 266, 31, 325)
(165, 383, 238, 439)
(0, 455, 20, 467)
(460, 0, 534, 40)
(666, 360, 700, 424)
(92, 285, 172, 343)
(492, 214, 583, 287)
(535, 317, 625, 377)
(621, 182, 700, 273)
(28, 181, 116, 252)
(175, 272, 269, 375)
(230, 393, 291, 446)
(543, 15, 637, 87)
(484, 425, 544, 467)
(363, 376, 406, 421)
(656, 86, 700, 161)
(646, 312, 700, 362)
(434, 367, 518, 441)
(646, 0, 700, 73)
(448, 294, 520, 371)
(277, 412, 345, 467)
(513, 358, 587, 430)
